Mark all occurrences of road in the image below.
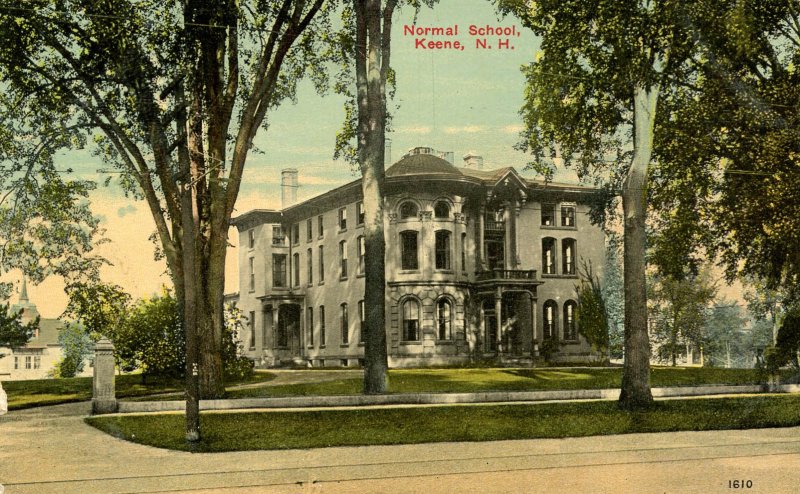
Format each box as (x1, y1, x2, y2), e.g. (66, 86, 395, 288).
(1, 401, 799, 493)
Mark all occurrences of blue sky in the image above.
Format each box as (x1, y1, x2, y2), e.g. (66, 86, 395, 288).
(16, 0, 562, 317)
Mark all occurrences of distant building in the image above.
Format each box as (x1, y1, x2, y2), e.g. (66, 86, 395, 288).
(229, 147, 607, 367)
(0, 280, 91, 380)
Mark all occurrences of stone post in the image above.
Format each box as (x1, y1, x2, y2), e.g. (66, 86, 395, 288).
(92, 337, 117, 414)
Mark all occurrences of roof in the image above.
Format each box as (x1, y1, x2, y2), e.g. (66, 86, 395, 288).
(24, 318, 63, 348)
(230, 209, 283, 230)
(386, 154, 465, 177)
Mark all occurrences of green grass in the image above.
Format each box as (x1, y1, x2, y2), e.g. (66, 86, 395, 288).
(86, 394, 800, 452)
(225, 367, 787, 399)
(3, 371, 275, 410)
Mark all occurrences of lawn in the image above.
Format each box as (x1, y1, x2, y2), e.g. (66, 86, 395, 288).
(225, 366, 787, 399)
(86, 394, 800, 452)
(2, 371, 275, 410)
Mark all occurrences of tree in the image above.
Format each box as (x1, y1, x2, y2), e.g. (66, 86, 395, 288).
(497, 0, 703, 409)
(575, 261, 610, 356)
(53, 322, 93, 378)
(0, 0, 334, 440)
(603, 235, 625, 359)
(703, 302, 748, 368)
(338, 0, 435, 394)
(62, 282, 131, 339)
(0, 303, 38, 356)
(648, 268, 716, 366)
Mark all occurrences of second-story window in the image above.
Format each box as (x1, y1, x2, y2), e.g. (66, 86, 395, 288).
(293, 252, 300, 287)
(307, 248, 313, 284)
(562, 239, 577, 275)
(272, 226, 285, 245)
(318, 215, 324, 237)
(357, 236, 365, 275)
(273, 254, 287, 287)
(338, 207, 347, 230)
(248, 229, 255, 249)
(339, 240, 348, 279)
(434, 201, 450, 218)
(248, 257, 255, 291)
(461, 232, 467, 272)
(292, 224, 300, 244)
(435, 230, 451, 270)
(400, 231, 418, 270)
(542, 237, 556, 275)
(399, 201, 418, 219)
(561, 205, 576, 227)
(307, 219, 313, 242)
(357, 201, 365, 225)
(541, 203, 556, 226)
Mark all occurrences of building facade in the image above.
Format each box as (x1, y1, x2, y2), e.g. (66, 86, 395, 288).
(230, 147, 606, 367)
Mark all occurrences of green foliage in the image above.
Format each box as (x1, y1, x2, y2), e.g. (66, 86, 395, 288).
(603, 236, 624, 359)
(702, 302, 748, 368)
(222, 304, 254, 381)
(63, 282, 131, 339)
(770, 306, 800, 370)
(575, 261, 610, 354)
(53, 323, 93, 378)
(649, 268, 717, 365)
(539, 339, 559, 362)
(114, 289, 185, 379)
(0, 304, 38, 359)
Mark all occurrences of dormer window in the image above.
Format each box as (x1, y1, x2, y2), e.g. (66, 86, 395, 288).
(399, 201, 418, 219)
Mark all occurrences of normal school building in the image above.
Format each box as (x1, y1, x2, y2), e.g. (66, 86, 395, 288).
(228, 147, 607, 367)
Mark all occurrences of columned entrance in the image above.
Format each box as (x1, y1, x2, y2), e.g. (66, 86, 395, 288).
(260, 293, 304, 365)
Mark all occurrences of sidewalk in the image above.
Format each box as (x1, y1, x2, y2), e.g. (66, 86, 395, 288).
(1, 401, 800, 493)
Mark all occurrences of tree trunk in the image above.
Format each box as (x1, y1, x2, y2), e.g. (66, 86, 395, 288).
(619, 84, 658, 410)
(356, 0, 396, 394)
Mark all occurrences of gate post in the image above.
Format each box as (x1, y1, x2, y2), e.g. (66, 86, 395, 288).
(92, 338, 117, 414)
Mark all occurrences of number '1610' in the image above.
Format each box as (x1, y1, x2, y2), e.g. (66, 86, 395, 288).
(728, 480, 753, 489)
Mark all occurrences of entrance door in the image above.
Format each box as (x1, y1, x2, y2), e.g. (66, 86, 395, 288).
(485, 313, 497, 352)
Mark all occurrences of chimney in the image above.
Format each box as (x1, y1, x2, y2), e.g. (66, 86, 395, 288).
(384, 138, 392, 166)
(462, 152, 484, 169)
(281, 168, 298, 209)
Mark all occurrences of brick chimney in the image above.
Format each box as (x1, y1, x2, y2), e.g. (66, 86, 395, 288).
(281, 168, 298, 209)
(462, 151, 484, 169)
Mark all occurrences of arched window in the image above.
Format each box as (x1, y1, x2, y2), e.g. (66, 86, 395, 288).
(399, 201, 418, 219)
(543, 300, 558, 340)
(563, 300, 578, 340)
(340, 303, 349, 344)
(436, 298, 452, 340)
(293, 252, 300, 287)
(542, 237, 556, 275)
(402, 298, 420, 341)
(562, 239, 577, 275)
(400, 230, 419, 270)
(434, 201, 450, 218)
(435, 230, 451, 270)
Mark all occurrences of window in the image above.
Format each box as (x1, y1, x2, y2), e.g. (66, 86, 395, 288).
(359, 299, 365, 344)
(34, 355, 40, 369)
(273, 254, 287, 287)
(542, 238, 556, 275)
(357, 236, 365, 275)
(437, 299, 452, 340)
(14, 356, 18, 370)
(564, 300, 578, 340)
(541, 203, 555, 226)
(543, 300, 558, 340)
(434, 201, 450, 218)
(248, 257, 255, 291)
(318, 245, 325, 282)
(357, 201, 365, 225)
(307, 248, 313, 284)
(435, 230, 451, 270)
(248, 229, 255, 249)
(25, 355, 32, 369)
(249, 311, 256, 349)
(402, 299, 420, 341)
(292, 223, 300, 244)
(307, 218, 313, 242)
(272, 225, 285, 245)
(340, 303, 349, 344)
(293, 253, 300, 287)
(400, 231, 419, 270)
(339, 240, 348, 278)
(562, 239, 577, 275)
(338, 207, 347, 230)
(561, 205, 576, 227)
(461, 232, 467, 271)
(320, 305, 326, 346)
(399, 201, 418, 219)
(307, 307, 314, 347)
(318, 215, 324, 237)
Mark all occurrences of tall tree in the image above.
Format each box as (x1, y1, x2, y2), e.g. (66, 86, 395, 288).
(0, 303, 38, 353)
(0, 0, 334, 440)
(497, 0, 701, 409)
(703, 302, 748, 368)
(338, 0, 434, 394)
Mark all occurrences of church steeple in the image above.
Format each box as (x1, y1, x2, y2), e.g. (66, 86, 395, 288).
(11, 276, 39, 323)
(19, 276, 29, 304)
